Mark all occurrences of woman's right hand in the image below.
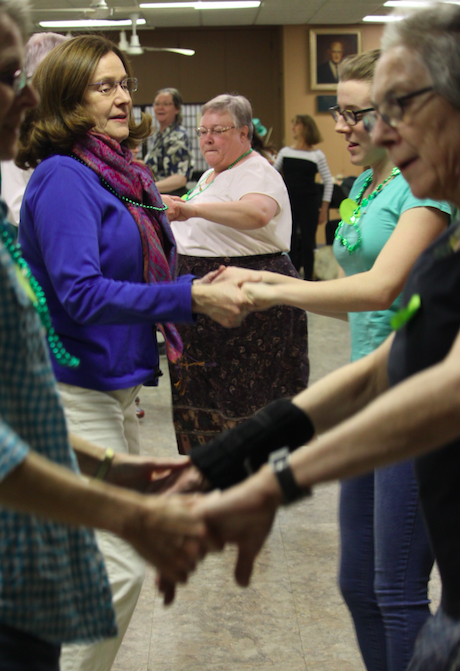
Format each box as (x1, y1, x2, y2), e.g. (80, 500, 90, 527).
(242, 282, 278, 311)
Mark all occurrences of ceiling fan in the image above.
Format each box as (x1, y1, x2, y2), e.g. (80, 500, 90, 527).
(30, 1, 129, 20)
(118, 15, 195, 56)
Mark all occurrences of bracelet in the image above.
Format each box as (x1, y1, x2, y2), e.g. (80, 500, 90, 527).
(268, 447, 311, 504)
(94, 448, 115, 481)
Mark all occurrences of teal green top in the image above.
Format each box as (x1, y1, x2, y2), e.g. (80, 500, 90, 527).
(333, 170, 451, 361)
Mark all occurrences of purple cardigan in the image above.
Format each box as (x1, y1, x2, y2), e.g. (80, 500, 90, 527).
(19, 155, 194, 391)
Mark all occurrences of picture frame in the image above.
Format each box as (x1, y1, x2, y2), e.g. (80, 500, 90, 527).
(310, 29, 362, 91)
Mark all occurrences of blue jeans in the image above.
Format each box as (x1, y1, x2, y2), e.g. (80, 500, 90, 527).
(339, 461, 434, 671)
(0, 621, 60, 670)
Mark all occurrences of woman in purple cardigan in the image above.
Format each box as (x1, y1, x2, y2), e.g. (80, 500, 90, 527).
(17, 34, 246, 671)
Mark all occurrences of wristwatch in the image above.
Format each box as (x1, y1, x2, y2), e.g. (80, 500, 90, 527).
(269, 447, 311, 504)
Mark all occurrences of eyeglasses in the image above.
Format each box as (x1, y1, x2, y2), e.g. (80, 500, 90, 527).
(329, 105, 375, 126)
(87, 78, 138, 96)
(364, 86, 435, 131)
(154, 101, 174, 107)
(0, 68, 31, 96)
(195, 126, 235, 138)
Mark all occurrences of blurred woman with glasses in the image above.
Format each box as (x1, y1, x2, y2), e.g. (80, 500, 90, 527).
(219, 50, 451, 671)
(166, 93, 309, 455)
(145, 87, 194, 196)
(15, 35, 248, 671)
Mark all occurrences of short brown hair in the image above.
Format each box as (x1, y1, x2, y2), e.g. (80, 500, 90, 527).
(338, 49, 381, 83)
(16, 34, 151, 169)
(293, 114, 322, 145)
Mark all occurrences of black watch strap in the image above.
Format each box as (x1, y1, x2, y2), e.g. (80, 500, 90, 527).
(269, 447, 310, 504)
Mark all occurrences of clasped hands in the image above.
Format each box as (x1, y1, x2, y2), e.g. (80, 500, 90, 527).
(202, 265, 282, 313)
(120, 455, 278, 605)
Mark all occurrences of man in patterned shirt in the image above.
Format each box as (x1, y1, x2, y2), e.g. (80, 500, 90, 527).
(0, 3, 205, 668)
(145, 87, 195, 196)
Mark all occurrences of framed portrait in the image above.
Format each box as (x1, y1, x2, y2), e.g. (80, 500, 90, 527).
(310, 29, 361, 91)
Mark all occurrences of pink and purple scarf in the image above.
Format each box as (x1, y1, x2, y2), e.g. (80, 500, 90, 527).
(72, 131, 182, 362)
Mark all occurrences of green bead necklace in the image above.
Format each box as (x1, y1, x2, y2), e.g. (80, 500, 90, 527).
(0, 226, 80, 368)
(335, 167, 401, 254)
(184, 148, 253, 201)
(69, 155, 168, 211)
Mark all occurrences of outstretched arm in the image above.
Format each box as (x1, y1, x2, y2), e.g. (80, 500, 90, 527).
(242, 206, 448, 314)
(0, 450, 207, 583)
(199, 327, 460, 586)
(171, 193, 279, 231)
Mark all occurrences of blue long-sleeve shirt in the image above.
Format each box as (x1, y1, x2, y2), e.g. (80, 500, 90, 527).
(19, 155, 194, 391)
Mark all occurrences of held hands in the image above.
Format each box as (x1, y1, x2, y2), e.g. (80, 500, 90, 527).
(191, 281, 253, 328)
(160, 195, 182, 222)
(124, 493, 209, 585)
(164, 196, 197, 222)
(156, 468, 282, 604)
(204, 265, 264, 287)
(241, 281, 278, 311)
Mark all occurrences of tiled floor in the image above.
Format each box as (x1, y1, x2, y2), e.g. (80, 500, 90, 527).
(112, 312, 440, 671)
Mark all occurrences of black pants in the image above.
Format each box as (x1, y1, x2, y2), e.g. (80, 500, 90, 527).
(0, 622, 61, 670)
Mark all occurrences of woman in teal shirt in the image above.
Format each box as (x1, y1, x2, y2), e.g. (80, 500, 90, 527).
(220, 50, 451, 671)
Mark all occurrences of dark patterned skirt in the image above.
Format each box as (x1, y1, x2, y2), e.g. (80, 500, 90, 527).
(168, 252, 310, 454)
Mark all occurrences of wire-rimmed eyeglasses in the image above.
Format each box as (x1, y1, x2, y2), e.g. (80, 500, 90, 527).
(363, 86, 435, 132)
(87, 78, 138, 96)
(195, 126, 235, 138)
(329, 105, 375, 126)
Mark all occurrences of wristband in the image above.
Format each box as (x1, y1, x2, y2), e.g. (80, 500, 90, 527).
(94, 448, 115, 481)
(190, 399, 315, 490)
(269, 447, 310, 504)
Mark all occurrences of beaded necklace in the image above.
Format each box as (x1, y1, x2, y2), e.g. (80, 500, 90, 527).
(0, 226, 80, 368)
(335, 167, 401, 254)
(184, 148, 253, 201)
(69, 155, 168, 211)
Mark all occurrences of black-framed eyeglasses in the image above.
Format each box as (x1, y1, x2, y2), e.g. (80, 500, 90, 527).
(366, 86, 435, 131)
(0, 68, 31, 96)
(87, 77, 138, 96)
(329, 105, 375, 126)
(195, 126, 235, 137)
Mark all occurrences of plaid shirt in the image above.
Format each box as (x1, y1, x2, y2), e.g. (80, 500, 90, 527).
(0, 201, 116, 644)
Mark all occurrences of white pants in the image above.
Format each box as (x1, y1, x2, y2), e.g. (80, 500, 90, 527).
(58, 383, 146, 671)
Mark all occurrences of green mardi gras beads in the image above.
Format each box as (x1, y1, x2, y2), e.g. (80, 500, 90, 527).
(335, 167, 401, 254)
(1, 227, 80, 368)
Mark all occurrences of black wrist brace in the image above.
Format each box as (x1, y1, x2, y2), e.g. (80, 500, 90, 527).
(190, 398, 315, 490)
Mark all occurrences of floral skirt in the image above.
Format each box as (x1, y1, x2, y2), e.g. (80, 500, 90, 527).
(168, 252, 310, 454)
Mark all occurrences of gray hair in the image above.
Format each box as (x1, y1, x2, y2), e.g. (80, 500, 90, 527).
(25, 32, 69, 77)
(202, 94, 254, 140)
(381, 3, 460, 110)
(0, 0, 31, 40)
(155, 87, 183, 124)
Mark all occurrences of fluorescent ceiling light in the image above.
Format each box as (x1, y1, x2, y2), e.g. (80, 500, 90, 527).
(140, 1, 260, 9)
(384, 0, 460, 4)
(363, 14, 405, 21)
(39, 18, 146, 28)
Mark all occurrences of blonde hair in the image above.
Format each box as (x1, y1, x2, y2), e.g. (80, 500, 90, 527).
(338, 49, 381, 83)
